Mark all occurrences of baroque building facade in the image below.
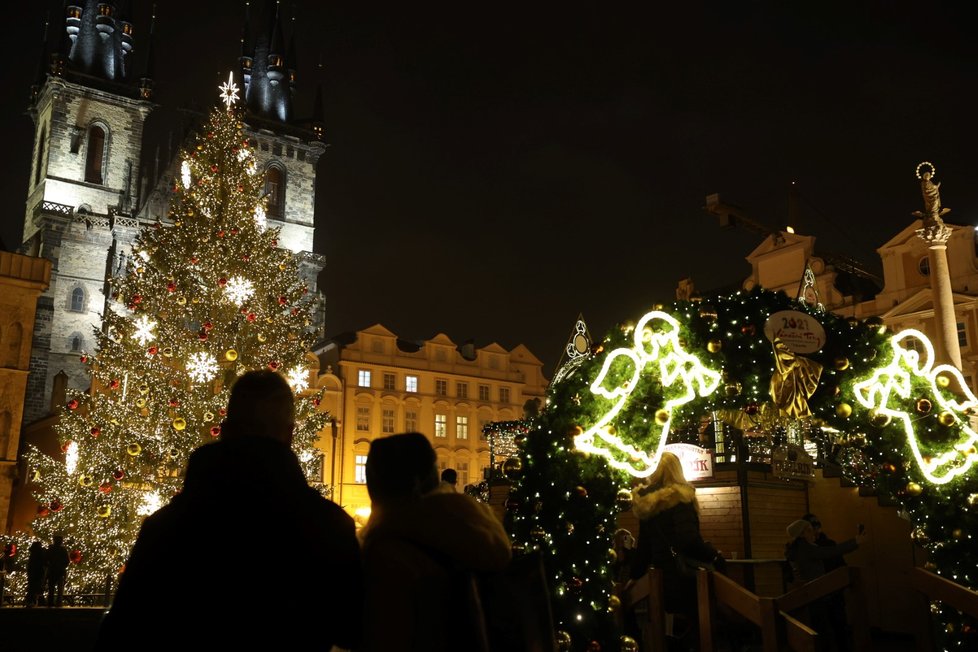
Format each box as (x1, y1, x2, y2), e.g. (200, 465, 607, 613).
(20, 0, 327, 424)
(313, 325, 548, 523)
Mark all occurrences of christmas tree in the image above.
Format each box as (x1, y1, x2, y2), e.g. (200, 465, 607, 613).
(18, 80, 328, 592)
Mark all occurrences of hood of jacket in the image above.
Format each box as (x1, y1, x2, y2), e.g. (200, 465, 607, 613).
(631, 482, 697, 520)
(362, 490, 511, 572)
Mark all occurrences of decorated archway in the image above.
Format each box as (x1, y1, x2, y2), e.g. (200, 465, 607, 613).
(505, 287, 978, 651)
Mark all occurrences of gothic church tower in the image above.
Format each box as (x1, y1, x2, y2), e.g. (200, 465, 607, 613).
(22, 0, 328, 424)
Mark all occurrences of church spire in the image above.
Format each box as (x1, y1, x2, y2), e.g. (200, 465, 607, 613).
(241, 0, 294, 123)
(138, 5, 156, 100)
(64, 0, 136, 85)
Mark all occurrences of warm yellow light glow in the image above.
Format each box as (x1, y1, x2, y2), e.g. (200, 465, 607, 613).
(287, 367, 309, 393)
(65, 441, 79, 475)
(853, 328, 978, 484)
(574, 310, 722, 477)
(138, 491, 162, 516)
(180, 160, 191, 189)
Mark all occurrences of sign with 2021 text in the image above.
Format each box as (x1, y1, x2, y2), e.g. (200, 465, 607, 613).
(763, 310, 826, 354)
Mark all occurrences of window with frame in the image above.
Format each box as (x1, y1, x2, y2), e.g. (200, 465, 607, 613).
(499, 387, 510, 404)
(456, 382, 468, 399)
(358, 369, 371, 388)
(34, 126, 47, 187)
(405, 410, 418, 432)
(355, 455, 368, 484)
(264, 166, 285, 219)
(69, 334, 83, 352)
(457, 461, 469, 486)
(456, 416, 468, 440)
(919, 257, 930, 276)
(356, 406, 371, 432)
(382, 408, 395, 434)
(84, 125, 105, 184)
(435, 414, 447, 437)
(958, 321, 968, 348)
(435, 379, 448, 396)
(405, 375, 418, 393)
(479, 384, 490, 401)
(383, 373, 396, 390)
(69, 287, 85, 312)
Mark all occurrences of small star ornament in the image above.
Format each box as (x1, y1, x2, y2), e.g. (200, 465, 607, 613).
(219, 71, 240, 109)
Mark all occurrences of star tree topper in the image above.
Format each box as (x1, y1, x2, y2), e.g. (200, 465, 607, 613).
(219, 71, 240, 109)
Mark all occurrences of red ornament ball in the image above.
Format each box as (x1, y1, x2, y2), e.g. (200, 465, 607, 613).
(741, 324, 756, 336)
(198, 331, 208, 341)
(246, 313, 257, 322)
(131, 294, 142, 304)
(218, 408, 227, 416)
(218, 277, 228, 287)
(166, 282, 176, 292)
(90, 427, 101, 438)
(112, 469, 125, 480)
(98, 483, 112, 494)
(147, 346, 158, 356)
(278, 296, 288, 305)
(210, 164, 218, 173)
(69, 550, 83, 564)
(231, 228, 239, 235)
(217, 230, 225, 238)
(109, 379, 120, 390)
(203, 321, 213, 331)
(574, 486, 588, 498)
(66, 399, 79, 410)
(210, 425, 221, 437)
(80, 355, 89, 363)
(36, 505, 50, 517)
(168, 398, 180, 408)
(267, 361, 280, 371)
(60, 440, 72, 453)
(50, 500, 63, 512)
(242, 254, 250, 262)
(4, 543, 17, 558)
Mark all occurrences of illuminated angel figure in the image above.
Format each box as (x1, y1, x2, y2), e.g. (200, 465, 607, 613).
(574, 311, 722, 477)
(853, 329, 978, 485)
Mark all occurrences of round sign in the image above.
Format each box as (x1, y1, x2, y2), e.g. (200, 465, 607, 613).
(763, 310, 826, 354)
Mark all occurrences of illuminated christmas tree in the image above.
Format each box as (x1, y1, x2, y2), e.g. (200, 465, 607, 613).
(19, 79, 327, 592)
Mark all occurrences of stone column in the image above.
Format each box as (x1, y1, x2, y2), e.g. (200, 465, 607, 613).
(918, 223, 962, 369)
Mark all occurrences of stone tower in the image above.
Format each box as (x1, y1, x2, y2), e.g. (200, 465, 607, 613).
(21, 1, 154, 424)
(21, 0, 328, 424)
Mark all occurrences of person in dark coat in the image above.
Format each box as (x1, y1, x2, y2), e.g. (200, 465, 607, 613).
(96, 370, 364, 650)
(359, 432, 511, 652)
(784, 519, 865, 651)
(628, 452, 725, 647)
(25, 541, 46, 607)
(45, 535, 69, 607)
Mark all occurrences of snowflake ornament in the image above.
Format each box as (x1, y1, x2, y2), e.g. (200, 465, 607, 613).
(131, 315, 158, 346)
(287, 367, 309, 393)
(223, 276, 255, 306)
(181, 160, 191, 189)
(186, 352, 219, 384)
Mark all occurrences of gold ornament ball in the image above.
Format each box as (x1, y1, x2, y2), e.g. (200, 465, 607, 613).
(607, 595, 621, 612)
(172, 417, 187, 431)
(126, 443, 142, 456)
(619, 636, 639, 652)
(707, 339, 722, 353)
(869, 411, 891, 428)
(916, 398, 932, 414)
(615, 488, 633, 512)
(203, 411, 215, 422)
(168, 448, 180, 459)
(906, 482, 923, 497)
(503, 456, 523, 479)
(655, 409, 670, 425)
(79, 474, 93, 487)
(97, 505, 112, 518)
(555, 631, 572, 651)
(225, 349, 238, 361)
(939, 411, 956, 427)
(937, 374, 951, 388)
(138, 383, 149, 395)
(833, 356, 850, 371)
(257, 333, 267, 343)
(135, 397, 147, 408)
(835, 403, 852, 418)
(176, 296, 187, 305)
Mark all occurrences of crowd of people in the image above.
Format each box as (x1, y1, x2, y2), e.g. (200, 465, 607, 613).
(13, 370, 866, 651)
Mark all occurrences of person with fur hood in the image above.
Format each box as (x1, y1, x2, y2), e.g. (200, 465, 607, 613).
(627, 451, 725, 643)
(358, 432, 512, 652)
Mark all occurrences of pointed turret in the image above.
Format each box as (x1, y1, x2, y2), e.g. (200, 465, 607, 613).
(63, 0, 136, 87)
(138, 5, 156, 100)
(241, 0, 293, 123)
(30, 12, 51, 100)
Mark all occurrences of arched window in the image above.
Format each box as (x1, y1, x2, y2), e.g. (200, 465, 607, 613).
(34, 125, 47, 187)
(69, 333, 84, 352)
(264, 166, 285, 219)
(85, 125, 106, 184)
(70, 287, 85, 312)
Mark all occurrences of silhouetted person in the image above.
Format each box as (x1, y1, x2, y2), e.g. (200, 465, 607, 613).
(628, 452, 725, 650)
(359, 432, 511, 652)
(440, 467, 458, 492)
(97, 370, 363, 650)
(45, 535, 69, 607)
(26, 541, 46, 607)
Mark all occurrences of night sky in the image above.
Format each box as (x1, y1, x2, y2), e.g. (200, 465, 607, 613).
(4, 1, 978, 376)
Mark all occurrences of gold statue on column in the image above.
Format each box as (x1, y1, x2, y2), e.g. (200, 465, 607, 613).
(913, 161, 951, 228)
